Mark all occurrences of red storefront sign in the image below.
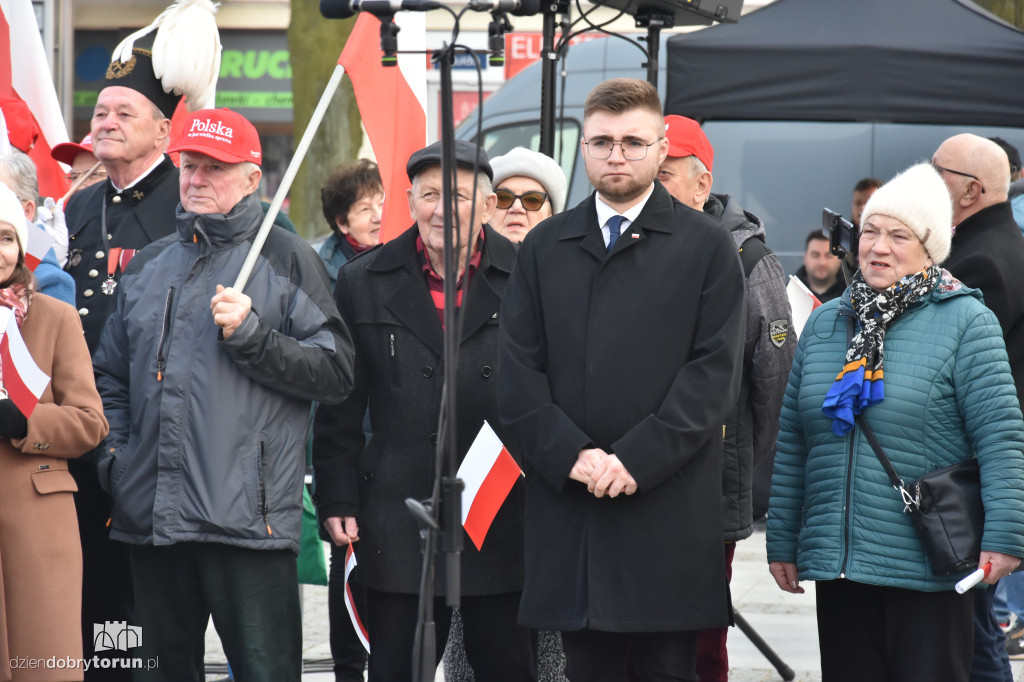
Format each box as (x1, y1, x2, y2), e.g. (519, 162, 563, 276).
(503, 32, 606, 80)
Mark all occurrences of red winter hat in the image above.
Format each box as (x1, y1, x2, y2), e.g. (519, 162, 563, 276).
(168, 108, 262, 166)
(51, 134, 95, 166)
(663, 115, 714, 173)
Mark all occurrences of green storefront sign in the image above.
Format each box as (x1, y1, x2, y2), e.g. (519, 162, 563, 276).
(74, 30, 294, 124)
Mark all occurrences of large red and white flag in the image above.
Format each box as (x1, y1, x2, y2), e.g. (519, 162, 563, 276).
(0, 0, 70, 198)
(458, 421, 523, 551)
(24, 222, 56, 271)
(0, 305, 49, 417)
(343, 543, 370, 654)
(339, 13, 427, 243)
(787, 275, 822, 338)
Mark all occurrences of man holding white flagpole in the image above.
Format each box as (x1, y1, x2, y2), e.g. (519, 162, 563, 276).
(312, 139, 536, 682)
(93, 108, 354, 682)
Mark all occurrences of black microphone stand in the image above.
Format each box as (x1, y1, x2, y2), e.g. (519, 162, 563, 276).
(538, 0, 569, 156)
(401, 23, 477, 682)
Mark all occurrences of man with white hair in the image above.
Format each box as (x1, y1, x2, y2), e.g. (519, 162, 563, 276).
(93, 108, 354, 682)
(312, 139, 535, 682)
(933, 133, 1024, 682)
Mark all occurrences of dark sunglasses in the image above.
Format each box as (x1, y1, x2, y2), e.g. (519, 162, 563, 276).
(495, 188, 549, 211)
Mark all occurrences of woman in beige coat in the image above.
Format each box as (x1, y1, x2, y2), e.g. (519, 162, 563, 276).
(0, 181, 108, 682)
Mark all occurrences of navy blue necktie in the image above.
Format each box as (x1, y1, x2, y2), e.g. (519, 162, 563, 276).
(607, 215, 625, 253)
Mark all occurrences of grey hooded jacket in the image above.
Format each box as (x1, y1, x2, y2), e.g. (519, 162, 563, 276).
(705, 193, 795, 541)
(93, 193, 355, 553)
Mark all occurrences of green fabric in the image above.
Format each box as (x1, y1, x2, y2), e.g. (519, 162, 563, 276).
(297, 486, 328, 585)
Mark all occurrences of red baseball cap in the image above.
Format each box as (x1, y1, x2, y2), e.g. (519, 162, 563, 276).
(51, 134, 95, 166)
(664, 115, 714, 173)
(168, 108, 262, 166)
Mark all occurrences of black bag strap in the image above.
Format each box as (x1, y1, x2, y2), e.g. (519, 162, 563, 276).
(738, 236, 771, 278)
(842, 315, 909, 495)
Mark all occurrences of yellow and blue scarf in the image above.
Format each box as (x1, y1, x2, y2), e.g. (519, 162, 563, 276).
(823, 265, 941, 436)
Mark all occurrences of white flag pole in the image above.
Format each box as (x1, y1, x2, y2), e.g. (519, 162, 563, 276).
(232, 64, 347, 291)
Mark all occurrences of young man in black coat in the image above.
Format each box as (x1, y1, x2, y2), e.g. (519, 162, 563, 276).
(498, 78, 747, 681)
(312, 140, 535, 682)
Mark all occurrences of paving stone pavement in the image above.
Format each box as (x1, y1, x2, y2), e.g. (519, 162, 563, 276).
(201, 535, 1024, 681)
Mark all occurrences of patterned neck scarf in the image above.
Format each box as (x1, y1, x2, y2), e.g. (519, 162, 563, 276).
(822, 265, 940, 436)
(0, 282, 32, 327)
(0, 282, 33, 395)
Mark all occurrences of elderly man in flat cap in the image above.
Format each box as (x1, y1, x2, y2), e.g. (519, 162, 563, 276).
(313, 140, 536, 682)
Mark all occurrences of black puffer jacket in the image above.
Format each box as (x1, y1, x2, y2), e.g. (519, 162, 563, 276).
(705, 193, 795, 541)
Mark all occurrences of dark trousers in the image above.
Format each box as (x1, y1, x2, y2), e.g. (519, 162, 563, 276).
(328, 543, 368, 682)
(127, 542, 302, 682)
(695, 542, 736, 682)
(970, 587, 1013, 682)
(562, 629, 698, 682)
(71, 457, 134, 682)
(365, 588, 536, 682)
(816, 579, 974, 682)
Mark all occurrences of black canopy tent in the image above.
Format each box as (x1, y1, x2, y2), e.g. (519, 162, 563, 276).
(665, 0, 1024, 127)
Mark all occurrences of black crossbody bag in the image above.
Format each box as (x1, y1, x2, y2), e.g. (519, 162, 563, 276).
(843, 315, 983, 575)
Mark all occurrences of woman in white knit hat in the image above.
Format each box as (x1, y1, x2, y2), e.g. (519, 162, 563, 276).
(765, 163, 1024, 681)
(489, 147, 568, 243)
(0, 181, 108, 682)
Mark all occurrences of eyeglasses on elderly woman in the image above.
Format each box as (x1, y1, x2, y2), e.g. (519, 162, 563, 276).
(495, 188, 549, 211)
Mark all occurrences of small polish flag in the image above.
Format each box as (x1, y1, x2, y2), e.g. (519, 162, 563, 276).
(786, 275, 822, 339)
(0, 306, 49, 417)
(24, 223, 55, 272)
(344, 544, 370, 654)
(458, 421, 523, 551)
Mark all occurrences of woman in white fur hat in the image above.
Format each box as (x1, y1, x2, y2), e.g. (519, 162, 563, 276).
(0, 181, 108, 682)
(489, 147, 568, 243)
(765, 163, 1024, 681)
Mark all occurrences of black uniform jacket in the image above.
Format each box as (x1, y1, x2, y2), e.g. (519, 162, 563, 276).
(498, 183, 747, 632)
(944, 201, 1024, 406)
(313, 224, 524, 597)
(64, 155, 180, 353)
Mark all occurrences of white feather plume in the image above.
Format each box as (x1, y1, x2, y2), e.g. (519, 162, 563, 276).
(111, 0, 222, 111)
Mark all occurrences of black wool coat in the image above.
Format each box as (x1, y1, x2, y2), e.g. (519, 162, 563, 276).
(498, 184, 747, 632)
(943, 202, 1024, 407)
(63, 155, 180, 353)
(313, 224, 524, 596)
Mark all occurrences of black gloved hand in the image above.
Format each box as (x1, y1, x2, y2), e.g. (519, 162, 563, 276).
(0, 398, 28, 440)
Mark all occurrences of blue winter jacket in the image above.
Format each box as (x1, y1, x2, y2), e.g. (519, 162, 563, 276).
(766, 274, 1024, 591)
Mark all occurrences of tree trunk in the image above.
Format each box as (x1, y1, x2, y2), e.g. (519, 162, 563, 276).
(287, 3, 364, 240)
(974, 0, 1024, 29)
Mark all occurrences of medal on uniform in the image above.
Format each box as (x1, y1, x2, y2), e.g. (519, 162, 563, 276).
(102, 247, 121, 295)
(101, 247, 138, 295)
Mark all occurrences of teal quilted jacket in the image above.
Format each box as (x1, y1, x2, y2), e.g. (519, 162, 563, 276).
(766, 275, 1024, 591)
